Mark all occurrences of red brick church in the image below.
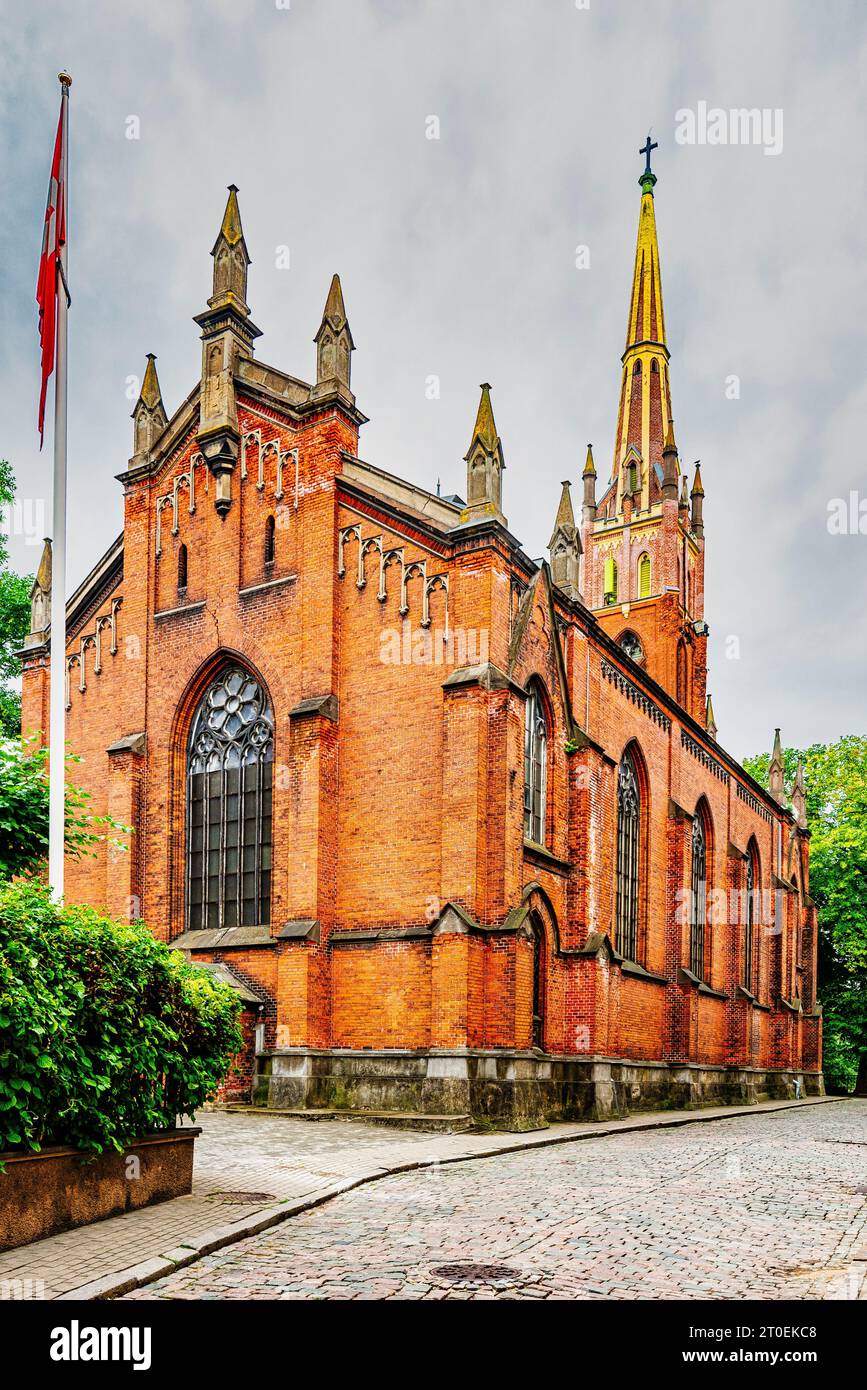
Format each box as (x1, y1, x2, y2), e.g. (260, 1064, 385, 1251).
(20, 151, 822, 1128)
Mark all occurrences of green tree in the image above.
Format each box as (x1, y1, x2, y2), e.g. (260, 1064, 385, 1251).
(744, 736, 867, 1093)
(0, 737, 127, 881)
(0, 460, 34, 736)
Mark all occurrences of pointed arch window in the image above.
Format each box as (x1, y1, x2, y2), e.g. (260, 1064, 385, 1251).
(186, 665, 274, 932)
(638, 552, 651, 599)
(523, 684, 548, 845)
(177, 543, 188, 592)
(619, 630, 644, 665)
(690, 809, 708, 980)
(744, 843, 758, 991)
(264, 515, 276, 567)
(616, 747, 641, 963)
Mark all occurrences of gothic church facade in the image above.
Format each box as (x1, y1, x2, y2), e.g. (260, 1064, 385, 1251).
(20, 160, 822, 1128)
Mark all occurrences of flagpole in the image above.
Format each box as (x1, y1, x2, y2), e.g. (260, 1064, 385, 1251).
(48, 71, 71, 902)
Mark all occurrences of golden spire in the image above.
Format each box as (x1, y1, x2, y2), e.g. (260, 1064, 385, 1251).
(610, 143, 673, 510)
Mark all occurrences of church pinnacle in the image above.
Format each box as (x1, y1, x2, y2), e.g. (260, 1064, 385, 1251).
(315, 273, 355, 393)
(195, 185, 262, 516)
(130, 353, 168, 466)
(548, 480, 581, 600)
(461, 383, 506, 527)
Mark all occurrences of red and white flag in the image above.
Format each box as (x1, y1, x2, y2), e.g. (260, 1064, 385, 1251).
(36, 97, 66, 448)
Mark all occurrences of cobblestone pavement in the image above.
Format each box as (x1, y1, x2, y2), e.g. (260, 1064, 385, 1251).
(123, 1100, 867, 1301)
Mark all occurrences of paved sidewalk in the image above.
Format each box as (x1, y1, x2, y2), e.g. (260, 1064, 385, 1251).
(0, 1097, 839, 1300)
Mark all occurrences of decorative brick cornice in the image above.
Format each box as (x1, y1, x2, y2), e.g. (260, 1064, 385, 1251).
(736, 781, 775, 824)
(601, 658, 671, 731)
(680, 729, 729, 784)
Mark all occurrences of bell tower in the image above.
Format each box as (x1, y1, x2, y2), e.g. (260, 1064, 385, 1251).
(581, 142, 707, 721)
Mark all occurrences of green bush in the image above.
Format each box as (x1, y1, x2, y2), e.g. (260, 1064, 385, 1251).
(0, 879, 243, 1158)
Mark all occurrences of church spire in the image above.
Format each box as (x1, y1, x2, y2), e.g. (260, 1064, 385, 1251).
(791, 756, 807, 828)
(314, 273, 355, 394)
(548, 480, 581, 600)
(130, 353, 168, 467)
(690, 463, 705, 537)
(25, 537, 52, 646)
(195, 186, 262, 515)
(461, 383, 506, 526)
(769, 728, 787, 805)
(610, 140, 673, 514)
(210, 184, 250, 311)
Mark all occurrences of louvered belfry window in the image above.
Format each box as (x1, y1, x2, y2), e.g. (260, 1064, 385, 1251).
(186, 666, 274, 931)
(690, 812, 707, 979)
(523, 685, 548, 845)
(615, 748, 641, 962)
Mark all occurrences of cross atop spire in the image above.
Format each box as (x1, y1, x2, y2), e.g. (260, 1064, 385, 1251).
(640, 134, 657, 176)
(639, 133, 658, 195)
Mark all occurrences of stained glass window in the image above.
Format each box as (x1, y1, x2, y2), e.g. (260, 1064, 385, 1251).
(186, 666, 274, 931)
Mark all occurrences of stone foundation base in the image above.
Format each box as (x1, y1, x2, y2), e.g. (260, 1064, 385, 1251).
(252, 1050, 825, 1131)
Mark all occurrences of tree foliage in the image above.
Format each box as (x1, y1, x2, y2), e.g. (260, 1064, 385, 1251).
(0, 879, 243, 1158)
(0, 461, 33, 737)
(744, 736, 867, 1092)
(0, 737, 126, 880)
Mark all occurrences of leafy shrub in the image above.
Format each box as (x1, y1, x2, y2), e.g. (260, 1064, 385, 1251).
(0, 879, 243, 1158)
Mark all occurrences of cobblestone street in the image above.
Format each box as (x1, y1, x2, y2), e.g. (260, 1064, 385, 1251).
(124, 1100, 867, 1302)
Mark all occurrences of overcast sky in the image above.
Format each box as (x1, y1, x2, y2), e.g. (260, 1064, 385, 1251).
(1, 0, 865, 761)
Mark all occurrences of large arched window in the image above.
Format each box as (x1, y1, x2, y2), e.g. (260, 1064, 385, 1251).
(690, 805, 708, 979)
(523, 684, 548, 845)
(186, 665, 274, 931)
(616, 746, 641, 962)
(744, 840, 759, 991)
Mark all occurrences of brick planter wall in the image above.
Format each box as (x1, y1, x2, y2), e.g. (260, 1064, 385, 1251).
(0, 1128, 200, 1252)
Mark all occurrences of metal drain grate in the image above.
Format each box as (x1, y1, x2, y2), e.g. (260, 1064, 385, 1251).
(207, 1190, 277, 1205)
(432, 1263, 523, 1284)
